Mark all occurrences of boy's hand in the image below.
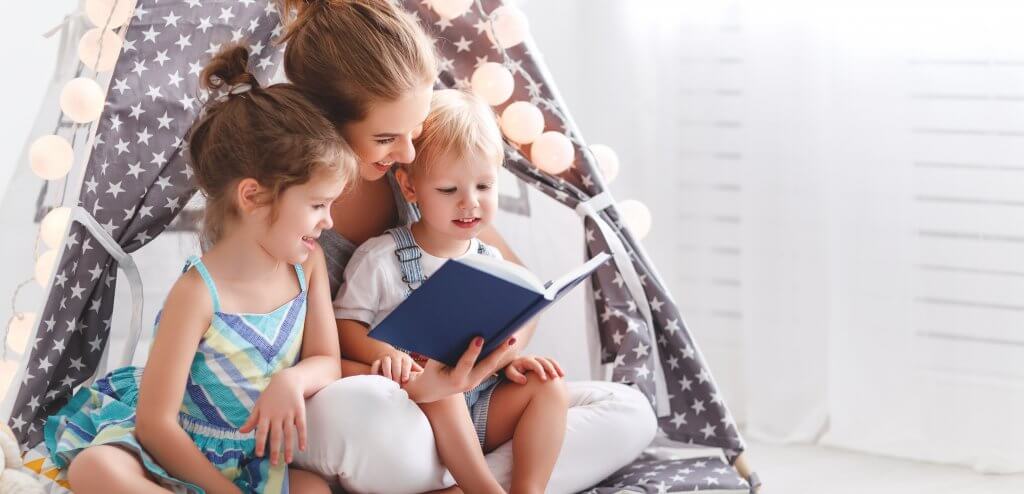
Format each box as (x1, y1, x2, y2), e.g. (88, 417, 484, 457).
(370, 349, 423, 384)
(239, 369, 306, 466)
(504, 355, 565, 384)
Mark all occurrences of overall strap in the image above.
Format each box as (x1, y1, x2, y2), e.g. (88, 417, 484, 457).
(387, 226, 426, 292)
(184, 255, 222, 313)
(476, 240, 498, 258)
(294, 263, 307, 292)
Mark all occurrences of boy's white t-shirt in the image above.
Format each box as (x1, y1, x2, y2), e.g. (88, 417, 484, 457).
(334, 233, 502, 327)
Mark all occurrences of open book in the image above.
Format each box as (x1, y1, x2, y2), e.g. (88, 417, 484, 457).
(369, 251, 611, 367)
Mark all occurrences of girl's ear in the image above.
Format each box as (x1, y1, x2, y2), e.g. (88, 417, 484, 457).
(395, 166, 417, 203)
(235, 178, 264, 214)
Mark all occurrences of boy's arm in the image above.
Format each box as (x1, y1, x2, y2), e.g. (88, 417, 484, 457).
(134, 272, 243, 494)
(333, 243, 403, 366)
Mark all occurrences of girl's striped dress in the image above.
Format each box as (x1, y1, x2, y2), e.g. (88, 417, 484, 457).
(44, 256, 307, 493)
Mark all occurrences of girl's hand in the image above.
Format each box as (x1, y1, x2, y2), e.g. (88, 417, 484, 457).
(239, 369, 306, 466)
(403, 336, 517, 403)
(504, 355, 565, 384)
(370, 349, 423, 384)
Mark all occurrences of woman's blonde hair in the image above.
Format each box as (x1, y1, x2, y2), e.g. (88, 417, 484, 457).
(408, 89, 504, 177)
(187, 44, 358, 244)
(278, 0, 438, 125)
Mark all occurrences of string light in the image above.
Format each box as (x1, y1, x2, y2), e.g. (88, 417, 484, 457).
(40, 207, 72, 249)
(5, 313, 34, 356)
(531, 131, 574, 174)
(60, 77, 106, 123)
(618, 200, 652, 240)
(485, 5, 529, 48)
(590, 144, 620, 184)
(78, 27, 123, 71)
(34, 249, 59, 288)
(471, 62, 514, 106)
(29, 135, 74, 180)
(85, 0, 133, 28)
(500, 101, 544, 144)
(429, 0, 473, 20)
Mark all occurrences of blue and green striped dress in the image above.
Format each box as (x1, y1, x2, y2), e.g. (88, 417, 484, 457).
(44, 256, 307, 493)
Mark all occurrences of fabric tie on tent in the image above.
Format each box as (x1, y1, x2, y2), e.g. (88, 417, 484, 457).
(6, 0, 285, 449)
(400, 0, 746, 461)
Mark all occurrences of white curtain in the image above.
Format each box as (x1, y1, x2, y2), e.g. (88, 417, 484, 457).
(524, 0, 1024, 472)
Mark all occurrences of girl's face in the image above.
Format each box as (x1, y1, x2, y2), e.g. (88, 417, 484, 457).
(341, 84, 434, 181)
(258, 168, 345, 264)
(399, 149, 499, 243)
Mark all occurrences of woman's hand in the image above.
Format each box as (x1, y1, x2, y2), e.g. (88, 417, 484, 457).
(403, 336, 516, 403)
(504, 355, 565, 384)
(239, 368, 306, 466)
(370, 348, 423, 384)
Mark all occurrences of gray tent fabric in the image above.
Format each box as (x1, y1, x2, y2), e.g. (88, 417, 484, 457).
(8, 0, 747, 481)
(401, 0, 746, 462)
(7, 0, 284, 448)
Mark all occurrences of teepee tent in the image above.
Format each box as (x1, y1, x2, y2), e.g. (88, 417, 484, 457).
(1, 1, 758, 492)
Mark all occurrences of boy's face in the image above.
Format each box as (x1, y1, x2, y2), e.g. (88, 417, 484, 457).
(400, 149, 499, 242)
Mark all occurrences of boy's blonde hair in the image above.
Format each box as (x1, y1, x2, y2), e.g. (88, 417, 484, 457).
(409, 89, 505, 177)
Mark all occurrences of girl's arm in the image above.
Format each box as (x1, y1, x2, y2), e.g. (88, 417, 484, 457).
(238, 247, 342, 465)
(286, 246, 343, 396)
(134, 272, 242, 494)
(477, 224, 538, 365)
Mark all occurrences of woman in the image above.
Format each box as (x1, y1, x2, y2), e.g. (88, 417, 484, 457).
(280, 1, 657, 492)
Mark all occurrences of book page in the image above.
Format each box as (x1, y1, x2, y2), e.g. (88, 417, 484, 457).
(458, 254, 545, 293)
(543, 252, 611, 299)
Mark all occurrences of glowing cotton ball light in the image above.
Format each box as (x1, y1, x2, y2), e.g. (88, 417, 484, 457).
(471, 63, 514, 106)
(29, 135, 74, 180)
(35, 249, 59, 287)
(60, 77, 105, 123)
(6, 312, 35, 355)
(500, 101, 544, 144)
(430, 0, 472, 19)
(78, 28, 123, 71)
(0, 361, 18, 406)
(618, 199, 652, 240)
(590, 144, 620, 184)
(85, 0, 134, 28)
(487, 5, 530, 48)
(40, 207, 72, 249)
(531, 131, 574, 174)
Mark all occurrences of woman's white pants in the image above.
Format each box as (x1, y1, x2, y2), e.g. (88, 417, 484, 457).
(294, 375, 656, 494)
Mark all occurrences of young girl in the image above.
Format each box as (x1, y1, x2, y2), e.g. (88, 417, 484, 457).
(43, 46, 355, 494)
(335, 89, 569, 494)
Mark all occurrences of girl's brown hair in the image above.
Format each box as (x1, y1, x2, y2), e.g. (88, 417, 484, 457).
(187, 44, 357, 244)
(278, 0, 438, 124)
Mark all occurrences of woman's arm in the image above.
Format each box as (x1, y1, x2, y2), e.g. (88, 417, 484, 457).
(134, 272, 241, 494)
(477, 224, 538, 365)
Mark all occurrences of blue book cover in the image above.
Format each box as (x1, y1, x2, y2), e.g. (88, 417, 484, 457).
(369, 252, 611, 367)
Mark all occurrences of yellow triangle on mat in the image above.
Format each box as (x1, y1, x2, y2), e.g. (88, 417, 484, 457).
(22, 457, 45, 473)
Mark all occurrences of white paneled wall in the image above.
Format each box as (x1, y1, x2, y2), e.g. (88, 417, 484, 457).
(525, 0, 1024, 470)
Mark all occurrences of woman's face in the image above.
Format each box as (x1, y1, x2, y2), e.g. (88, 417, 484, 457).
(341, 84, 434, 181)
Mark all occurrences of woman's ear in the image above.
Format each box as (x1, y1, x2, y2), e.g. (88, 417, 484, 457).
(395, 166, 417, 203)
(235, 178, 265, 214)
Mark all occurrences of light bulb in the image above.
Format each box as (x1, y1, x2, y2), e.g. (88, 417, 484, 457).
(471, 62, 514, 106)
(29, 135, 74, 180)
(590, 144, 620, 184)
(487, 5, 530, 49)
(35, 249, 59, 287)
(7, 312, 35, 355)
(78, 27, 123, 72)
(40, 207, 72, 249)
(530, 131, 574, 174)
(618, 200, 652, 240)
(430, 0, 472, 19)
(60, 77, 105, 123)
(85, 0, 134, 28)
(500, 101, 544, 145)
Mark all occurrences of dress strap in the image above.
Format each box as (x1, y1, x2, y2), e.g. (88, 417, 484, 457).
(387, 225, 426, 292)
(184, 255, 222, 313)
(294, 263, 306, 292)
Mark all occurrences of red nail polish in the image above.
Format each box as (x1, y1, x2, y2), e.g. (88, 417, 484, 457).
(508, 338, 517, 347)
(475, 337, 483, 347)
